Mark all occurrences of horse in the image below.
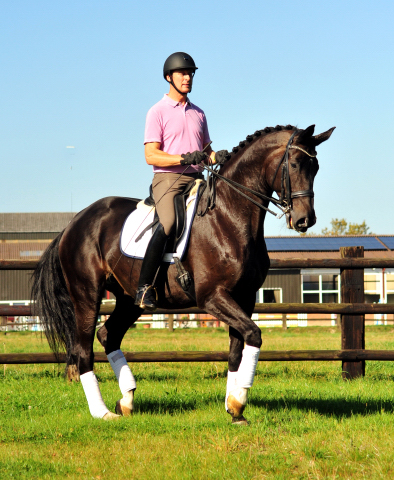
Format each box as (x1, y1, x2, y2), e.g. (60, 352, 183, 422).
(31, 124, 334, 424)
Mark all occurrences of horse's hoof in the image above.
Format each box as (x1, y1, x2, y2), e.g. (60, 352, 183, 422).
(103, 411, 121, 421)
(115, 399, 133, 417)
(231, 415, 249, 426)
(227, 388, 248, 418)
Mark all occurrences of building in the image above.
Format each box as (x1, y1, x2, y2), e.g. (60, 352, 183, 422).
(257, 235, 394, 327)
(0, 213, 74, 303)
(1, 212, 393, 327)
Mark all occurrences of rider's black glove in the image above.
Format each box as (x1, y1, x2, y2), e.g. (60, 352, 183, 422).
(180, 150, 208, 166)
(214, 150, 231, 165)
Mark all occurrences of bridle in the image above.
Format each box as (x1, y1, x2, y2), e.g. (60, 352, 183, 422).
(270, 129, 317, 218)
(200, 129, 317, 219)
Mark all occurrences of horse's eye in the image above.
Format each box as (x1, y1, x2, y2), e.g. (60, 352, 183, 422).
(290, 163, 297, 169)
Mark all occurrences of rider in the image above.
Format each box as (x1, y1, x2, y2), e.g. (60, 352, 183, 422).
(134, 52, 229, 311)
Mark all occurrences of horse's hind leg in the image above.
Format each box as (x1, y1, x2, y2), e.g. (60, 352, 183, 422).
(70, 302, 119, 421)
(97, 294, 142, 417)
(61, 265, 119, 421)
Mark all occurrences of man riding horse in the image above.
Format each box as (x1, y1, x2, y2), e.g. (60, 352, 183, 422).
(135, 52, 229, 311)
(31, 51, 335, 422)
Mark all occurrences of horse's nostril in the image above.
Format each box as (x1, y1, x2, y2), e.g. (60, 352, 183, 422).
(296, 217, 308, 229)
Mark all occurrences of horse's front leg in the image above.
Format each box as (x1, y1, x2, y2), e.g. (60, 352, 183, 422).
(203, 290, 261, 425)
(97, 297, 142, 417)
(226, 327, 249, 425)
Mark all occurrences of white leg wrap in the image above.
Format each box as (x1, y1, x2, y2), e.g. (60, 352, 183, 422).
(107, 349, 137, 395)
(225, 370, 238, 411)
(80, 371, 110, 419)
(236, 345, 260, 389)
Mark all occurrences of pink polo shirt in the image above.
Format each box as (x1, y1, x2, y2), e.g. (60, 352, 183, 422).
(144, 94, 211, 174)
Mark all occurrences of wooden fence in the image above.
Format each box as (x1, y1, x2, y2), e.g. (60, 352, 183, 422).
(1, 246, 394, 379)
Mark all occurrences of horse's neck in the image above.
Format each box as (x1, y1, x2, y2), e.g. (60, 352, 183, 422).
(222, 141, 274, 197)
(212, 140, 278, 242)
(221, 140, 273, 193)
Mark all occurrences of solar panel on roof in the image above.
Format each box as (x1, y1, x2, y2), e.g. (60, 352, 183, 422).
(379, 237, 394, 250)
(265, 236, 389, 252)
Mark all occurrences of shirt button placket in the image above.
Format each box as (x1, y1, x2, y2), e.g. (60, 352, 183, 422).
(184, 104, 190, 145)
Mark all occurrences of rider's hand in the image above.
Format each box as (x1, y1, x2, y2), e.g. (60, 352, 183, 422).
(214, 150, 231, 165)
(180, 150, 208, 166)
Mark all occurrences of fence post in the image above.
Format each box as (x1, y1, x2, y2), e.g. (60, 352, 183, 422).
(168, 314, 174, 333)
(282, 313, 287, 330)
(340, 246, 365, 379)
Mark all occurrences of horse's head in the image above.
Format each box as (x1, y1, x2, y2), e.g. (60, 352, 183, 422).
(266, 125, 335, 233)
(213, 124, 335, 233)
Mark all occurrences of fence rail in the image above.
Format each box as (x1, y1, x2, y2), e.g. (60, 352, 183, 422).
(2, 350, 394, 365)
(1, 247, 394, 379)
(1, 303, 394, 317)
(2, 258, 394, 270)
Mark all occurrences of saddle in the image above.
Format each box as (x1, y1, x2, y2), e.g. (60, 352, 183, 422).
(141, 177, 205, 301)
(141, 178, 206, 253)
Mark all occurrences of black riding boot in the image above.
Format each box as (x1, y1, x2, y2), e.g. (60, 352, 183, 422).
(134, 223, 169, 311)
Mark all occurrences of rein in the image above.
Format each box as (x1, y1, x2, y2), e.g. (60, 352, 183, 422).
(200, 164, 282, 217)
(200, 130, 317, 219)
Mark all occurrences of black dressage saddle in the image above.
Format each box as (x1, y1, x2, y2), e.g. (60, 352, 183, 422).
(141, 178, 205, 253)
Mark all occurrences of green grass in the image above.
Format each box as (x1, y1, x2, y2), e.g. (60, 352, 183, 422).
(1, 327, 394, 479)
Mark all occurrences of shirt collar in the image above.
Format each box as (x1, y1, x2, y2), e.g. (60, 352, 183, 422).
(163, 94, 190, 107)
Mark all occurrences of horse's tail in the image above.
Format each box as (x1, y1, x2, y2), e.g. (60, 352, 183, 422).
(31, 231, 76, 365)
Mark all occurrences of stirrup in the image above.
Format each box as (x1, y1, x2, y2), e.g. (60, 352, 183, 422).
(135, 285, 158, 311)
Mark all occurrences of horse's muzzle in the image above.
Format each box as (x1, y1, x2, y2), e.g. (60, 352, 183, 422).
(287, 214, 316, 233)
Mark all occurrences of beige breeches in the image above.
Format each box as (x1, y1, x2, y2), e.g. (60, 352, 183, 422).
(152, 172, 201, 235)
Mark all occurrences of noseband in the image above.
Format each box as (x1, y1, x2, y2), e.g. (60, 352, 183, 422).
(200, 130, 317, 219)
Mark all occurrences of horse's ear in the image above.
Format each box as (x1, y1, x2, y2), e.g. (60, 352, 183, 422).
(311, 127, 336, 146)
(297, 125, 315, 143)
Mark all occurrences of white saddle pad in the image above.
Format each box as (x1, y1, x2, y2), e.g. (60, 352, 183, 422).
(120, 180, 203, 263)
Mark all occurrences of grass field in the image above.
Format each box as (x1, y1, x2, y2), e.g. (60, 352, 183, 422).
(1, 326, 394, 479)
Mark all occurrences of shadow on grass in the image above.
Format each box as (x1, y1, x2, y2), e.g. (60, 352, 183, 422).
(249, 397, 394, 417)
(130, 393, 394, 417)
(132, 391, 394, 417)
(134, 391, 222, 415)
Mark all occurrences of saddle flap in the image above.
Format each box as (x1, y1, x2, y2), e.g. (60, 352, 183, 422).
(172, 194, 186, 251)
(120, 179, 205, 263)
(171, 178, 205, 251)
(143, 185, 155, 207)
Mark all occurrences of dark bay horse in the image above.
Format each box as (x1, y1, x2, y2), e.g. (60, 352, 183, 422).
(32, 124, 334, 424)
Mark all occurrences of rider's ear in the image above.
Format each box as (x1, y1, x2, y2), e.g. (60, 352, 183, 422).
(311, 127, 336, 146)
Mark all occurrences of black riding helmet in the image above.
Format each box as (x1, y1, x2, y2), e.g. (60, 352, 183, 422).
(163, 52, 198, 94)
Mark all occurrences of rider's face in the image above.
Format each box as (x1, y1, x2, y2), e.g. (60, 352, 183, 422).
(167, 69, 194, 94)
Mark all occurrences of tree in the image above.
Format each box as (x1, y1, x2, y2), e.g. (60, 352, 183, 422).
(321, 218, 372, 236)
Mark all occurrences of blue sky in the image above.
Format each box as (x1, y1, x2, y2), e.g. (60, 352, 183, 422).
(1, 1, 393, 236)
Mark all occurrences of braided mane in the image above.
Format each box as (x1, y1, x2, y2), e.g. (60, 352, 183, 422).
(228, 124, 296, 159)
